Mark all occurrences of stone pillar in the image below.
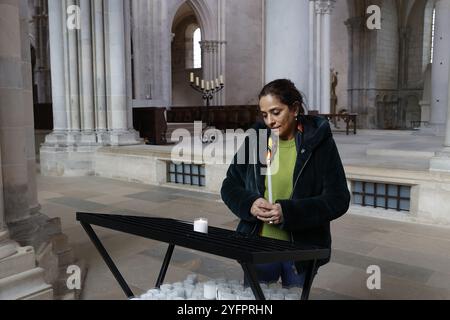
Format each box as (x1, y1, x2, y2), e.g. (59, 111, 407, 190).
(0, 146, 4, 233)
(218, 0, 227, 105)
(315, 6, 322, 111)
(265, 0, 310, 95)
(79, 0, 96, 143)
(316, 0, 335, 114)
(0, 0, 56, 300)
(445, 72, 450, 147)
(93, 0, 108, 138)
(429, 0, 450, 135)
(429, 44, 450, 171)
(47, 0, 68, 134)
(108, 0, 127, 131)
(106, 0, 139, 145)
(200, 40, 221, 106)
(308, 0, 316, 110)
(67, 0, 81, 135)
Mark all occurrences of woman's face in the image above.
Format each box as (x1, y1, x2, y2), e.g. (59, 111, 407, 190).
(259, 94, 298, 140)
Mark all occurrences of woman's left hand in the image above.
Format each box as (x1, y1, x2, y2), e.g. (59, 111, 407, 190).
(257, 203, 284, 225)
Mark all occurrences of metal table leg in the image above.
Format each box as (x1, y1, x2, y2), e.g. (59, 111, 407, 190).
(80, 222, 134, 298)
(301, 259, 317, 300)
(155, 244, 175, 288)
(240, 262, 266, 300)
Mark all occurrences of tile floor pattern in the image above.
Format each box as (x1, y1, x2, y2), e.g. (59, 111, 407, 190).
(37, 175, 450, 300)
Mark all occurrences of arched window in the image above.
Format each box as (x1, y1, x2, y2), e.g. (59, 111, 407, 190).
(193, 28, 202, 69)
(430, 7, 436, 63)
(185, 24, 202, 69)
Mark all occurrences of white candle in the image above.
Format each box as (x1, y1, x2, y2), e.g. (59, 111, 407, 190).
(194, 218, 208, 233)
(196, 77, 200, 87)
(204, 281, 217, 300)
(267, 164, 273, 204)
(206, 81, 210, 91)
(211, 80, 215, 89)
(216, 79, 220, 87)
(220, 75, 224, 84)
(267, 137, 273, 204)
(190, 72, 194, 83)
(201, 80, 205, 89)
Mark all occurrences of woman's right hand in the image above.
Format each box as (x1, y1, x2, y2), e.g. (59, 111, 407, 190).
(250, 198, 274, 218)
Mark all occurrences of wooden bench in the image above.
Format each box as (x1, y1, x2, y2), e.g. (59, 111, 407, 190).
(309, 111, 358, 135)
(166, 105, 262, 131)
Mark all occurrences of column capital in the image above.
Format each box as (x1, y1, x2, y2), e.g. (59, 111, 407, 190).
(315, 0, 336, 15)
(200, 40, 220, 53)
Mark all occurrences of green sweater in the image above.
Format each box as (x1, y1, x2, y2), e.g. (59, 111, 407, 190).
(262, 138, 297, 241)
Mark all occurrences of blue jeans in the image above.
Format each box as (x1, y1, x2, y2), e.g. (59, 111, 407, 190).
(245, 261, 308, 288)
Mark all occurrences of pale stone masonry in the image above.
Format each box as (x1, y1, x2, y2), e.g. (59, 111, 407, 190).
(0, 0, 80, 300)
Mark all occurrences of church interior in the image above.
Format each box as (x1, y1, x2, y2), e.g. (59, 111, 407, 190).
(1, 0, 450, 300)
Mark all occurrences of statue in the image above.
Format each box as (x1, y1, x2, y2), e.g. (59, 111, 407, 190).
(331, 69, 338, 115)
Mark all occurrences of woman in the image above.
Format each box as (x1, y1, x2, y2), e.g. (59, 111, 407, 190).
(221, 79, 350, 288)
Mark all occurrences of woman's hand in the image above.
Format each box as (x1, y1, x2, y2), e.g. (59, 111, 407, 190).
(250, 198, 273, 218)
(251, 199, 284, 225)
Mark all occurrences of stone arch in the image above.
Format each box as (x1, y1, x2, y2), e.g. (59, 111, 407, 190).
(171, 3, 204, 106)
(169, 0, 217, 41)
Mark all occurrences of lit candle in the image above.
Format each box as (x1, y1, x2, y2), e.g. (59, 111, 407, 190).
(190, 72, 194, 83)
(194, 218, 208, 234)
(196, 77, 200, 87)
(267, 137, 273, 204)
(201, 80, 205, 89)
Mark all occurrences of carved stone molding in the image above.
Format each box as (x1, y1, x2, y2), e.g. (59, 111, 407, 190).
(315, 0, 336, 15)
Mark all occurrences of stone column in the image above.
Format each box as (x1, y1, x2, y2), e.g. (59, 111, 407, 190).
(106, 0, 139, 145)
(0, 0, 55, 299)
(93, 0, 108, 139)
(265, 0, 310, 95)
(218, 0, 226, 105)
(316, 0, 335, 114)
(67, 0, 81, 136)
(0, 146, 4, 233)
(308, 0, 316, 110)
(79, 0, 96, 143)
(47, 0, 68, 134)
(315, 5, 322, 111)
(200, 40, 221, 106)
(429, 0, 450, 135)
(429, 43, 450, 171)
(108, 0, 127, 132)
(445, 70, 450, 147)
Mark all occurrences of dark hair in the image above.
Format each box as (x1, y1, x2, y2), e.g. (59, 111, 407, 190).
(258, 79, 305, 114)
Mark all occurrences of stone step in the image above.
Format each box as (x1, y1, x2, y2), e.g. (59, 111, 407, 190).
(0, 245, 36, 280)
(22, 288, 54, 300)
(0, 267, 53, 300)
(36, 242, 59, 285)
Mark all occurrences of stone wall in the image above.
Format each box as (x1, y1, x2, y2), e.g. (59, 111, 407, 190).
(225, 0, 264, 105)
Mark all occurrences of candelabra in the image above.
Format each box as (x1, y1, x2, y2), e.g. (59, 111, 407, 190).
(189, 73, 225, 143)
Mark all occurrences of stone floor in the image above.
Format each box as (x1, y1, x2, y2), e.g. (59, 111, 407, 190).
(37, 173, 450, 300)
